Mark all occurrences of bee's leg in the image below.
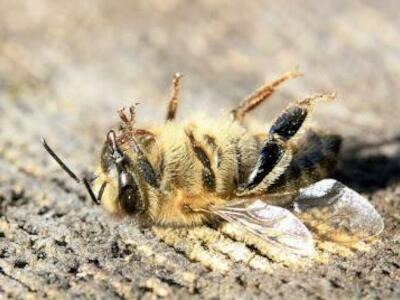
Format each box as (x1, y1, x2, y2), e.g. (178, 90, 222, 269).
(267, 130, 342, 193)
(118, 104, 138, 126)
(117, 104, 139, 142)
(166, 73, 183, 121)
(238, 93, 336, 196)
(118, 107, 129, 124)
(237, 139, 293, 195)
(268, 93, 336, 141)
(231, 69, 302, 122)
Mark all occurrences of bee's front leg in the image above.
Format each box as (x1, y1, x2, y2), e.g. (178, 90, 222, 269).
(165, 73, 183, 122)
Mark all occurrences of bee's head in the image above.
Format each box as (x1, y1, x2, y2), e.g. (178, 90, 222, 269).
(42, 128, 150, 218)
(95, 130, 146, 216)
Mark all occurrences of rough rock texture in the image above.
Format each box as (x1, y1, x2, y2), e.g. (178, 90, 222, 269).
(0, 1, 399, 299)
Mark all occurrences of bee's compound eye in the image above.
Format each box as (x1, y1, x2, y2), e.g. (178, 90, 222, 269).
(119, 173, 142, 214)
(119, 185, 142, 214)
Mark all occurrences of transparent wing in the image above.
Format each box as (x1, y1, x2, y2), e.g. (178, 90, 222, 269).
(210, 199, 315, 257)
(293, 179, 384, 243)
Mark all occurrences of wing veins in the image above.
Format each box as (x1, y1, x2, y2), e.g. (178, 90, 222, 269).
(210, 203, 314, 253)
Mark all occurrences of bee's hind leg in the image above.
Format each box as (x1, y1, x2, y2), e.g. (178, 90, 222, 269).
(238, 93, 336, 196)
(165, 73, 183, 121)
(267, 130, 342, 194)
(231, 69, 302, 123)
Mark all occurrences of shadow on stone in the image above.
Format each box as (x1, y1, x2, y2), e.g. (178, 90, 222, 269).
(333, 134, 400, 193)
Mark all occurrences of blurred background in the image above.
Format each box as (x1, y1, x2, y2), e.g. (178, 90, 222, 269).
(1, 0, 399, 188)
(0, 1, 399, 298)
(1, 0, 399, 134)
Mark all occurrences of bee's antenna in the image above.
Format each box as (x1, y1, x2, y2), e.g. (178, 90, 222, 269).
(41, 138, 80, 183)
(82, 177, 101, 205)
(41, 138, 101, 205)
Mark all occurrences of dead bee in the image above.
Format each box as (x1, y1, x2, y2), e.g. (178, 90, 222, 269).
(42, 70, 384, 257)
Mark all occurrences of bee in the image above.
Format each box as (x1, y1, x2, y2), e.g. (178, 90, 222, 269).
(42, 70, 384, 257)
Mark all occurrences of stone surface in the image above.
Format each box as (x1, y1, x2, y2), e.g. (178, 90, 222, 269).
(0, 1, 399, 299)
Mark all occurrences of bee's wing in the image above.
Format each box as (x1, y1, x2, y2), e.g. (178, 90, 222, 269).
(210, 199, 315, 256)
(293, 179, 384, 242)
